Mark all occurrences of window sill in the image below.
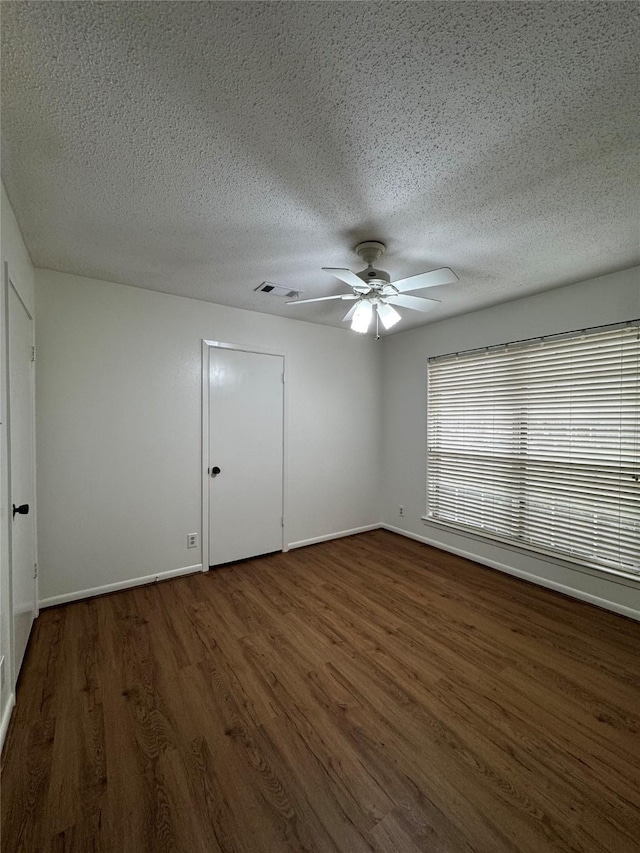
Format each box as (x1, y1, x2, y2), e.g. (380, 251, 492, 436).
(420, 516, 640, 589)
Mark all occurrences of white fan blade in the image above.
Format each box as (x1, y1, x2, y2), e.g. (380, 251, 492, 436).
(392, 267, 458, 293)
(342, 303, 360, 323)
(391, 294, 440, 313)
(322, 267, 367, 290)
(287, 293, 357, 305)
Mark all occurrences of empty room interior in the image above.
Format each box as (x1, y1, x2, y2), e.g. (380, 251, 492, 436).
(1, 3, 639, 852)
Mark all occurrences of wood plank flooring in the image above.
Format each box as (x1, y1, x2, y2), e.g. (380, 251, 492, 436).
(2, 529, 640, 852)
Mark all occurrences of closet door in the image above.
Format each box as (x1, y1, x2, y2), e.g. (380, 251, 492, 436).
(208, 346, 284, 566)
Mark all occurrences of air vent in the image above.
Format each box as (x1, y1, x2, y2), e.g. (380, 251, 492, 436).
(255, 281, 301, 299)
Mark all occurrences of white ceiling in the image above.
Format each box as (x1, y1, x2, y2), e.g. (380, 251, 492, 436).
(2, 2, 638, 334)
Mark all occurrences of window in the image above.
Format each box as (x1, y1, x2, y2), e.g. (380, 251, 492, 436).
(427, 322, 640, 577)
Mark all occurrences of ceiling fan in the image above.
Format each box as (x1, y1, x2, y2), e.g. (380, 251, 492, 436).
(287, 242, 458, 335)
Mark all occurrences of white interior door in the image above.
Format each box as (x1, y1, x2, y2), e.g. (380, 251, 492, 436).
(8, 282, 36, 676)
(208, 346, 284, 567)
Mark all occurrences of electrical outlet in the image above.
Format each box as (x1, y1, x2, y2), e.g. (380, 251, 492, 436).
(187, 533, 198, 549)
(399, 505, 404, 517)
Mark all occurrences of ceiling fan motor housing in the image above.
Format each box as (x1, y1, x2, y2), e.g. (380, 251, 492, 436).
(354, 241, 390, 288)
(356, 267, 391, 286)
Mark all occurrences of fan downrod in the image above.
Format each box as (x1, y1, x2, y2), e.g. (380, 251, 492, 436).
(355, 241, 386, 266)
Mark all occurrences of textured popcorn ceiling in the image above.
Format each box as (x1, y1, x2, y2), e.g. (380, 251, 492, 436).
(2, 2, 639, 333)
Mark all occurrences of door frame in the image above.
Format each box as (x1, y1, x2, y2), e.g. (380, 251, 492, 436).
(201, 339, 288, 571)
(3, 261, 38, 693)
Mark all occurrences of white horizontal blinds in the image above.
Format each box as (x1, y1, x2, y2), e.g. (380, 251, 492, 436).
(427, 323, 640, 576)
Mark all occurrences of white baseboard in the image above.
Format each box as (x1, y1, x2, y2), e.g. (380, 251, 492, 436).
(382, 524, 640, 623)
(288, 523, 381, 551)
(39, 563, 203, 609)
(0, 692, 16, 753)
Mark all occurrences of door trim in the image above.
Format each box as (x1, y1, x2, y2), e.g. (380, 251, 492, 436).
(3, 262, 38, 696)
(201, 339, 288, 571)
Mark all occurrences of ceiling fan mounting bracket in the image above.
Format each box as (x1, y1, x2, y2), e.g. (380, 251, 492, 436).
(355, 241, 386, 266)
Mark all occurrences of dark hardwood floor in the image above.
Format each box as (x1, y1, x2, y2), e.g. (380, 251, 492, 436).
(2, 529, 640, 852)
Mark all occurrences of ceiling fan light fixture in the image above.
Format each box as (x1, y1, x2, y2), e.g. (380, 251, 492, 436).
(376, 301, 401, 330)
(350, 300, 373, 334)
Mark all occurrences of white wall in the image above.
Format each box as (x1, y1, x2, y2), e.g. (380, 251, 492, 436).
(22, 263, 640, 628)
(35, 269, 381, 604)
(381, 267, 640, 620)
(1, 183, 36, 744)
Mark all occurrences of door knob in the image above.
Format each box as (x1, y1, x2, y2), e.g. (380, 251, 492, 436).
(13, 503, 29, 517)
(211, 466, 221, 478)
